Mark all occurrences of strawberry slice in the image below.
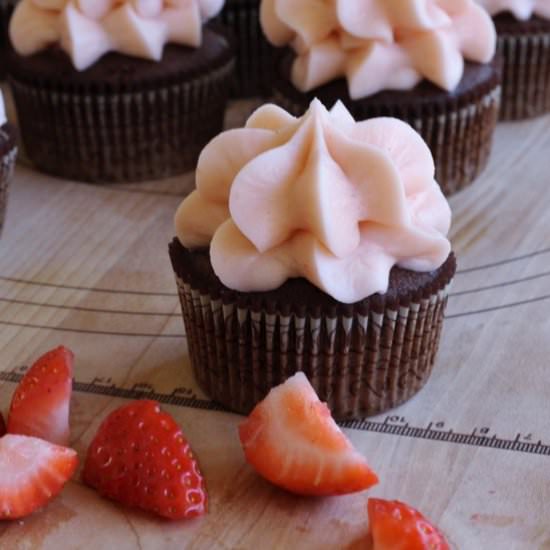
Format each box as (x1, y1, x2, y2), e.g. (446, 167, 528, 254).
(0, 434, 78, 519)
(238, 372, 379, 496)
(368, 499, 450, 550)
(8, 346, 74, 446)
(83, 400, 207, 520)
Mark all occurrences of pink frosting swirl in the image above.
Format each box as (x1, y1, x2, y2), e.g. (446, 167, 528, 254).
(10, 0, 224, 71)
(260, 0, 497, 98)
(175, 100, 452, 303)
(476, 0, 550, 20)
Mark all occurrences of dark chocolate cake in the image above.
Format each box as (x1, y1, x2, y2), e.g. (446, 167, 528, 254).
(273, 52, 502, 196)
(169, 238, 456, 420)
(8, 29, 234, 183)
(493, 13, 550, 120)
(217, 0, 275, 98)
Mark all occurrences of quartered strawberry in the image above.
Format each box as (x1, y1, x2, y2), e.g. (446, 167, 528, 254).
(368, 499, 450, 550)
(238, 372, 379, 496)
(0, 434, 78, 519)
(83, 400, 207, 520)
(8, 346, 74, 446)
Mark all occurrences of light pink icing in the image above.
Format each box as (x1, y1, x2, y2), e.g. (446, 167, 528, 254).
(175, 100, 451, 303)
(476, 0, 550, 20)
(10, 0, 225, 71)
(260, 0, 497, 98)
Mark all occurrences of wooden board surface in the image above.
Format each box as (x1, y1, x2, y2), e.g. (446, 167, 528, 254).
(1, 100, 550, 549)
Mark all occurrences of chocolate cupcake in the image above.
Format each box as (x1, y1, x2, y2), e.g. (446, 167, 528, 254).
(0, 90, 17, 236)
(218, 0, 274, 97)
(0, 0, 17, 77)
(477, 1, 550, 120)
(262, 0, 501, 196)
(7, 0, 234, 183)
(169, 100, 456, 420)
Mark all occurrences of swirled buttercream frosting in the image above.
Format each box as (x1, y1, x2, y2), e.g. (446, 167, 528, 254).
(10, 0, 225, 70)
(475, 0, 550, 20)
(260, 0, 496, 98)
(175, 100, 452, 303)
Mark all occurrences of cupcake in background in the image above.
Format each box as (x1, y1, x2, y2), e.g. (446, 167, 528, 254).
(262, 0, 500, 196)
(218, 0, 275, 97)
(169, 100, 456, 420)
(0, 89, 17, 236)
(0, 0, 17, 77)
(476, 0, 550, 119)
(8, 0, 234, 183)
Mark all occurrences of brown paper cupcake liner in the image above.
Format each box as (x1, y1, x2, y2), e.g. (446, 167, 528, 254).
(171, 245, 455, 420)
(0, 124, 17, 236)
(217, 0, 275, 98)
(9, 59, 234, 182)
(274, 81, 500, 197)
(496, 30, 550, 120)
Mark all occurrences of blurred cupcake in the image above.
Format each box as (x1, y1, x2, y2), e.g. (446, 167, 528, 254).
(218, 0, 275, 97)
(262, 0, 500, 196)
(169, 100, 456, 420)
(476, 0, 550, 119)
(0, 90, 17, 236)
(0, 0, 18, 77)
(8, 0, 234, 183)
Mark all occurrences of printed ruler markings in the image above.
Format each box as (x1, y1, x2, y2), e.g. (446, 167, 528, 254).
(0, 320, 184, 339)
(456, 246, 550, 274)
(0, 297, 178, 317)
(0, 371, 547, 457)
(0, 275, 176, 297)
(1, 245, 550, 298)
(445, 293, 550, 319)
(340, 417, 550, 457)
(448, 269, 550, 297)
(3, 289, 550, 336)
(2, 270, 549, 314)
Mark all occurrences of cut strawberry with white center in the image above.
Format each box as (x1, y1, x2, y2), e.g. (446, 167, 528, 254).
(8, 346, 73, 446)
(0, 434, 78, 519)
(368, 498, 450, 550)
(238, 372, 379, 496)
(83, 400, 207, 520)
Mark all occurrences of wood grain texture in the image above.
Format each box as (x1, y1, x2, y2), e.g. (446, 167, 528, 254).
(0, 103, 549, 549)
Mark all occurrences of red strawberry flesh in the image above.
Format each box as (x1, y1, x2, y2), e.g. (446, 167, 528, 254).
(8, 346, 73, 446)
(239, 372, 379, 496)
(83, 400, 207, 520)
(0, 434, 78, 519)
(368, 498, 450, 550)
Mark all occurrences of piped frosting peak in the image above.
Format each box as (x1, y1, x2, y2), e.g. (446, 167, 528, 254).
(10, 0, 224, 70)
(175, 100, 452, 303)
(260, 0, 496, 98)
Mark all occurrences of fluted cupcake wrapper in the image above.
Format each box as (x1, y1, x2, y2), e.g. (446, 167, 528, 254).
(0, 133, 17, 236)
(497, 31, 550, 120)
(274, 84, 500, 197)
(9, 58, 234, 183)
(174, 275, 452, 420)
(218, 0, 275, 98)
